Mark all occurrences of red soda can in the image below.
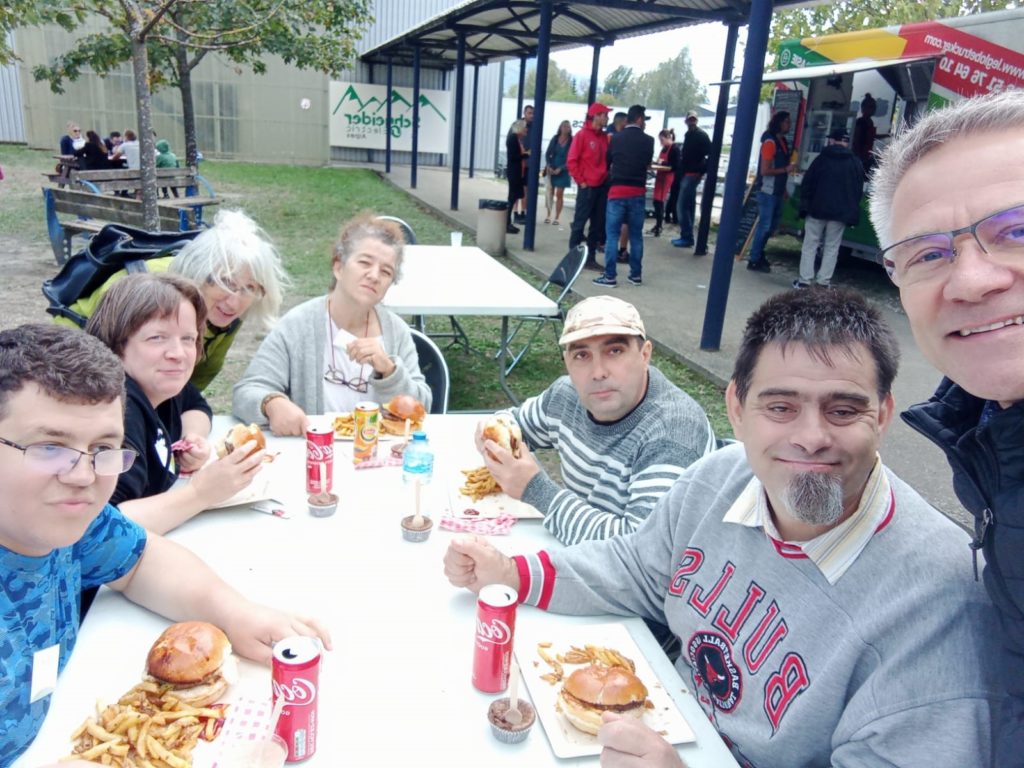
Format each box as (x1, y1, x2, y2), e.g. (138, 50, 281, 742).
(272, 636, 321, 762)
(305, 426, 333, 495)
(472, 583, 518, 692)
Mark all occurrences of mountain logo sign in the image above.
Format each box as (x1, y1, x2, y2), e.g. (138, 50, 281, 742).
(329, 82, 451, 153)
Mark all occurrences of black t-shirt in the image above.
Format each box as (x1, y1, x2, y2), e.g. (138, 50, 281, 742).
(112, 376, 212, 504)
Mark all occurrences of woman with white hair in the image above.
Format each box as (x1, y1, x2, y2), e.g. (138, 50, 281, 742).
(55, 208, 289, 389)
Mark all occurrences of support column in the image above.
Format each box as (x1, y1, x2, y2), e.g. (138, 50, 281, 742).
(411, 45, 421, 189)
(517, 56, 527, 117)
(695, 21, 739, 255)
(469, 63, 480, 179)
(588, 44, 601, 105)
(450, 33, 466, 210)
(701, 0, 773, 351)
(524, 0, 553, 250)
(385, 57, 394, 174)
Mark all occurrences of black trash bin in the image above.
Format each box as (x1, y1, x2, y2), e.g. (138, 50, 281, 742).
(478, 199, 509, 256)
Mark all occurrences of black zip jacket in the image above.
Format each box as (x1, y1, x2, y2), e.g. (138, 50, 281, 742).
(798, 144, 864, 226)
(607, 125, 654, 189)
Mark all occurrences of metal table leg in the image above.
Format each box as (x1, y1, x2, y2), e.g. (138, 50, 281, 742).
(497, 315, 520, 405)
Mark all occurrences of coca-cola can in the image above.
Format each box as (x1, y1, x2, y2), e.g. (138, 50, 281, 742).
(305, 426, 333, 495)
(472, 583, 518, 692)
(272, 636, 321, 762)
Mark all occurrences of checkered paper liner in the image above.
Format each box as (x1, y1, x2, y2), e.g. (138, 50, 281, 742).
(439, 511, 517, 535)
(192, 696, 277, 768)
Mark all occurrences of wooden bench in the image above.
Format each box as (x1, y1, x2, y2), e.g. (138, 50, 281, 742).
(42, 167, 221, 265)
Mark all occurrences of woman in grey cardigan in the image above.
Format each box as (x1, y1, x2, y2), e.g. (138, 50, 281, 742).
(233, 213, 430, 435)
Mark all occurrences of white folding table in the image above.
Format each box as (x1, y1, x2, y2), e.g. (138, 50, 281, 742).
(382, 245, 558, 404)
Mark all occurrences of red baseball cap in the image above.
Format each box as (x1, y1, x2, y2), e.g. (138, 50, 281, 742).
(587, 103, 612, 118)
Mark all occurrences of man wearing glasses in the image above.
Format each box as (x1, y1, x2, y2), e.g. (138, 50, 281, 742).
(0, 324, 331, 766)
(870, 88, 1024, 763)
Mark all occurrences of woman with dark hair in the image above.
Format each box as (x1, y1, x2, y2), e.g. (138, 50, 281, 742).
(232, 211, 429, 436)
(647, 129, 676, 237)
(544, 120, 573, 225)
(86, 272, 264, 534)
(74, 130, 111, 171)
(505, 120, 528, 234)
(746, 110, 796, 273)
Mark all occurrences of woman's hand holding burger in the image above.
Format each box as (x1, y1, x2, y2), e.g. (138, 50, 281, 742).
(598, 713, 687, 768)
(443, 534, 520, 594)
(346, 336, 396, 378)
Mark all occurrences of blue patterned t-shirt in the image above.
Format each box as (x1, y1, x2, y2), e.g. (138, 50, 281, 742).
(0, 504, 146, 767)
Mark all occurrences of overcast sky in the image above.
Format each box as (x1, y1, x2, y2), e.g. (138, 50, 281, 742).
(546, 22, 751, 106)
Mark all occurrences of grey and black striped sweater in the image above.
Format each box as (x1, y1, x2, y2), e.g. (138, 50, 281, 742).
(514, 367, 714, 545)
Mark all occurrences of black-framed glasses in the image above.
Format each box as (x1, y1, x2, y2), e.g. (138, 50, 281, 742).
(323, 367, 369, 392)
(0, 436, 137, 477)
(881, 203, 1024, 287)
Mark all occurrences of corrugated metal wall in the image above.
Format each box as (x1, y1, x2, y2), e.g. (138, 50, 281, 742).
(12, 1, 502, 171)
(0, 32, 26, 142)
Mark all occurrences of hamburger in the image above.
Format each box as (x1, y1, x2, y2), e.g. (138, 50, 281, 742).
(559, 664, 649, 735)
(146, 621, 237, 706)
(482, 413, 522, 459)
(380, 395, 426, 436)
(214, 423, 266, 459)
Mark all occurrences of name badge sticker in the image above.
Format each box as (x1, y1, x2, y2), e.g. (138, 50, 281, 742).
(30, 643, 60, 703)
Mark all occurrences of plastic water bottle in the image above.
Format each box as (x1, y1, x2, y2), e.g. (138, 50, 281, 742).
(402, 431, 434, 485)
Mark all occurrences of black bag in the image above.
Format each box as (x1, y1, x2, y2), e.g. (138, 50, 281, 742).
(42, 224, 200, 327)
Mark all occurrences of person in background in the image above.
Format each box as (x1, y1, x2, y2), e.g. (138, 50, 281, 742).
(793, 128, 864, 288)
(746, 110, 795, 274)
(609, 111, 627, 134)
(869, 88, 1024, 764)
(544, 120, 573, 226)
(233, 212, 429, 436)
(112, 129, 140, 171)
(155, 139, 180, 199)
(504, 119, 528, 235)
(567, 103, 612, 270)
(74, 130, 111, 171)
(671, 110, 711, 250)
(647, 128, 675, 237)
(852, 93, 879, 172)
(594, 105, 655, 287)
(55, 209, 288, 391)
(512, 104, 534, 224)
(103, 130, 122, 153)
(58, 121, 83, 155)
(446, 288, 1004, 768)
(85, 273, 263, 534)
(0, 323, 331, 766)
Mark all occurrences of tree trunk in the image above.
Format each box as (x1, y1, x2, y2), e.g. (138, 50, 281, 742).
(174, 26, 204, 169)
(130, 33, 160, 230)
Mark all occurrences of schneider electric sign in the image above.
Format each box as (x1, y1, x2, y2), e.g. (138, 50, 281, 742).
(329, 82, 451, 153)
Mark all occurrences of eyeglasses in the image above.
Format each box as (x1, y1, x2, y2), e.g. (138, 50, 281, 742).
(206, 275, 266, 299)
(0, 437, 137, 477)
(323, 367, 369, 392)
(881, 203, 1024, 287)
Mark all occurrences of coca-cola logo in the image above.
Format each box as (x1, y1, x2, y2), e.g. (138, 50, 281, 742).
(273, 676, 317, 706)
(475, 618, 512, 646)
(307, 443, 333, 462)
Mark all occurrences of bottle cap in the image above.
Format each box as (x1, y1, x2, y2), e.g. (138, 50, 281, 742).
(412, 431, 427, 441)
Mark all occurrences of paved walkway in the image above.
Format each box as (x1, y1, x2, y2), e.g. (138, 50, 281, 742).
(363, 162, 964, 527)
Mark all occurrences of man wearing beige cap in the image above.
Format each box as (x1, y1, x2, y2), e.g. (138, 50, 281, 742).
(475, 295, 714, 547)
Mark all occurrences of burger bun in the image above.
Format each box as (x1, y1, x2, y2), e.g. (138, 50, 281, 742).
(215, 423, 266, 459)
(559, 664, 648, 735)
(146, 621, 234, 707)
(482, 414, 523, 459)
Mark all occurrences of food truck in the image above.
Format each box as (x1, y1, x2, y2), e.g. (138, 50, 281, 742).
(765, 8, 1024, 263)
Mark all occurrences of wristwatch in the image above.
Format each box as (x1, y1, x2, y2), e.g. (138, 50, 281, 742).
(260, 391, 287, 418)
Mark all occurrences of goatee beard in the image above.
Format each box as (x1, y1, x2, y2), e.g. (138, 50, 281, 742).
(783, 472, 844, 527)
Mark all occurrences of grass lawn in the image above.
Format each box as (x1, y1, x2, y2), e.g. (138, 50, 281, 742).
(0, 145, 730, 438)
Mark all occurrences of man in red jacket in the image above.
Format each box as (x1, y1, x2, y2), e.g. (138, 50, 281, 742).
(567, 102, 611, 269)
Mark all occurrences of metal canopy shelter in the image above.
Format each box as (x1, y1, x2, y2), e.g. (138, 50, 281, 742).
(361, 0, 820, 351)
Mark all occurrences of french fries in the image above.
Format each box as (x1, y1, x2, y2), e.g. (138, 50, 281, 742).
(460, 466, 502, 501)
(536, 641, 637, 685)
(332, 413, 355, 438)
(65, 682, 227, 767)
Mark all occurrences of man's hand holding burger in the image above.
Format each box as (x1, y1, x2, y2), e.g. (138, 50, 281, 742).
(476, 413, 538, 500)
(443, 534, 520, 594)
(598, 714, 687, 768)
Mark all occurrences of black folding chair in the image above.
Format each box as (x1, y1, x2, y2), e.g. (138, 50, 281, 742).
(500, 244, 588, 375)
(375, 215, 417, 246)
(409, 328, 450, 414)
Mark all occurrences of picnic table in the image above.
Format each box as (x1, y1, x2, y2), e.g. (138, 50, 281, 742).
(12, 414, 741, 768)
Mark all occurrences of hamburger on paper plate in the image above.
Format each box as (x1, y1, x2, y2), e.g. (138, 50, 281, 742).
(482, 413, 522, 458)
(146, 621, 238, 706)
(380, 395, 427, 436)
(214, 423, 267, 460)
(558, 664, 649, 735)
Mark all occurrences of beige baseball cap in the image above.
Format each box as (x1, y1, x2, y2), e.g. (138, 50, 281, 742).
(559, 295, 646, 346)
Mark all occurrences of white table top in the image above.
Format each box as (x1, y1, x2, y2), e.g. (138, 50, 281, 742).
(15, 415, 738, 768)
(383, 245, 559, 317)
